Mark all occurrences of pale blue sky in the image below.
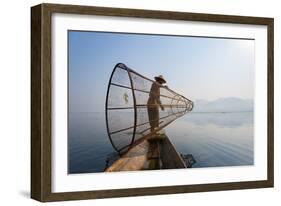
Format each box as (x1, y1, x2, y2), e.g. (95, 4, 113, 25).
(68, 31, 254, 112)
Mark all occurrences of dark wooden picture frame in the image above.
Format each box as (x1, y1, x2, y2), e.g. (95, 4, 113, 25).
(31, 3, 274, 202)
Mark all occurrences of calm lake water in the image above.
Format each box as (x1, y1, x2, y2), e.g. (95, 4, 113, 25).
(68, 112, 254, 174)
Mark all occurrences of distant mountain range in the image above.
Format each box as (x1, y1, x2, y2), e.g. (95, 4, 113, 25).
(192, 97, 254, 112)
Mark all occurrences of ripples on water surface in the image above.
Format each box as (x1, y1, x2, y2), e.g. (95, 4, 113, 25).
(68, 112, 253, 173)
(165, 112, 254, 168)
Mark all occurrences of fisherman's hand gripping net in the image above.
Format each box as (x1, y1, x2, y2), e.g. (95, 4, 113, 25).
(105, 63, 193, 153)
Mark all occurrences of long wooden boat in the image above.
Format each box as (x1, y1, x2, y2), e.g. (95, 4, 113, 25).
(105, 134, 186, 172)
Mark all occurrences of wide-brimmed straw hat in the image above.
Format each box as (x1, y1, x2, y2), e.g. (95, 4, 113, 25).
(154, 75, 166, 84)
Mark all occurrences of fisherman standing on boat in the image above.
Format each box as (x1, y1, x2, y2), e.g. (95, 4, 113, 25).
(147, 75, 166, 133)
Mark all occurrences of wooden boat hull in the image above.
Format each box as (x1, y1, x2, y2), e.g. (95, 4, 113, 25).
(105, 135, 186, 172)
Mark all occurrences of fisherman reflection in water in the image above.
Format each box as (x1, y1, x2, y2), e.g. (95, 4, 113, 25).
(147, 75, 166, 133)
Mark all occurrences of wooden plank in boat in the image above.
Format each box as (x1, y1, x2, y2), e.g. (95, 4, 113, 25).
(105, 135, 186, 172)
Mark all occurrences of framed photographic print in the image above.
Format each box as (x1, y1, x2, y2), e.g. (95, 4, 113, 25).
(31, 3, 274, 202)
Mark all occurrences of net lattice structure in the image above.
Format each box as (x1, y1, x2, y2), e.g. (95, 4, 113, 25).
(105, 63, 193, 153)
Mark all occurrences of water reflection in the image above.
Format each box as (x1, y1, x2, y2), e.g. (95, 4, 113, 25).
(68, 112, 115, 173)
(68, 111, 254, 173)
(182, 112, 253, 127)
(180, 154, 196, 168)
(165, 112, 254, 168)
